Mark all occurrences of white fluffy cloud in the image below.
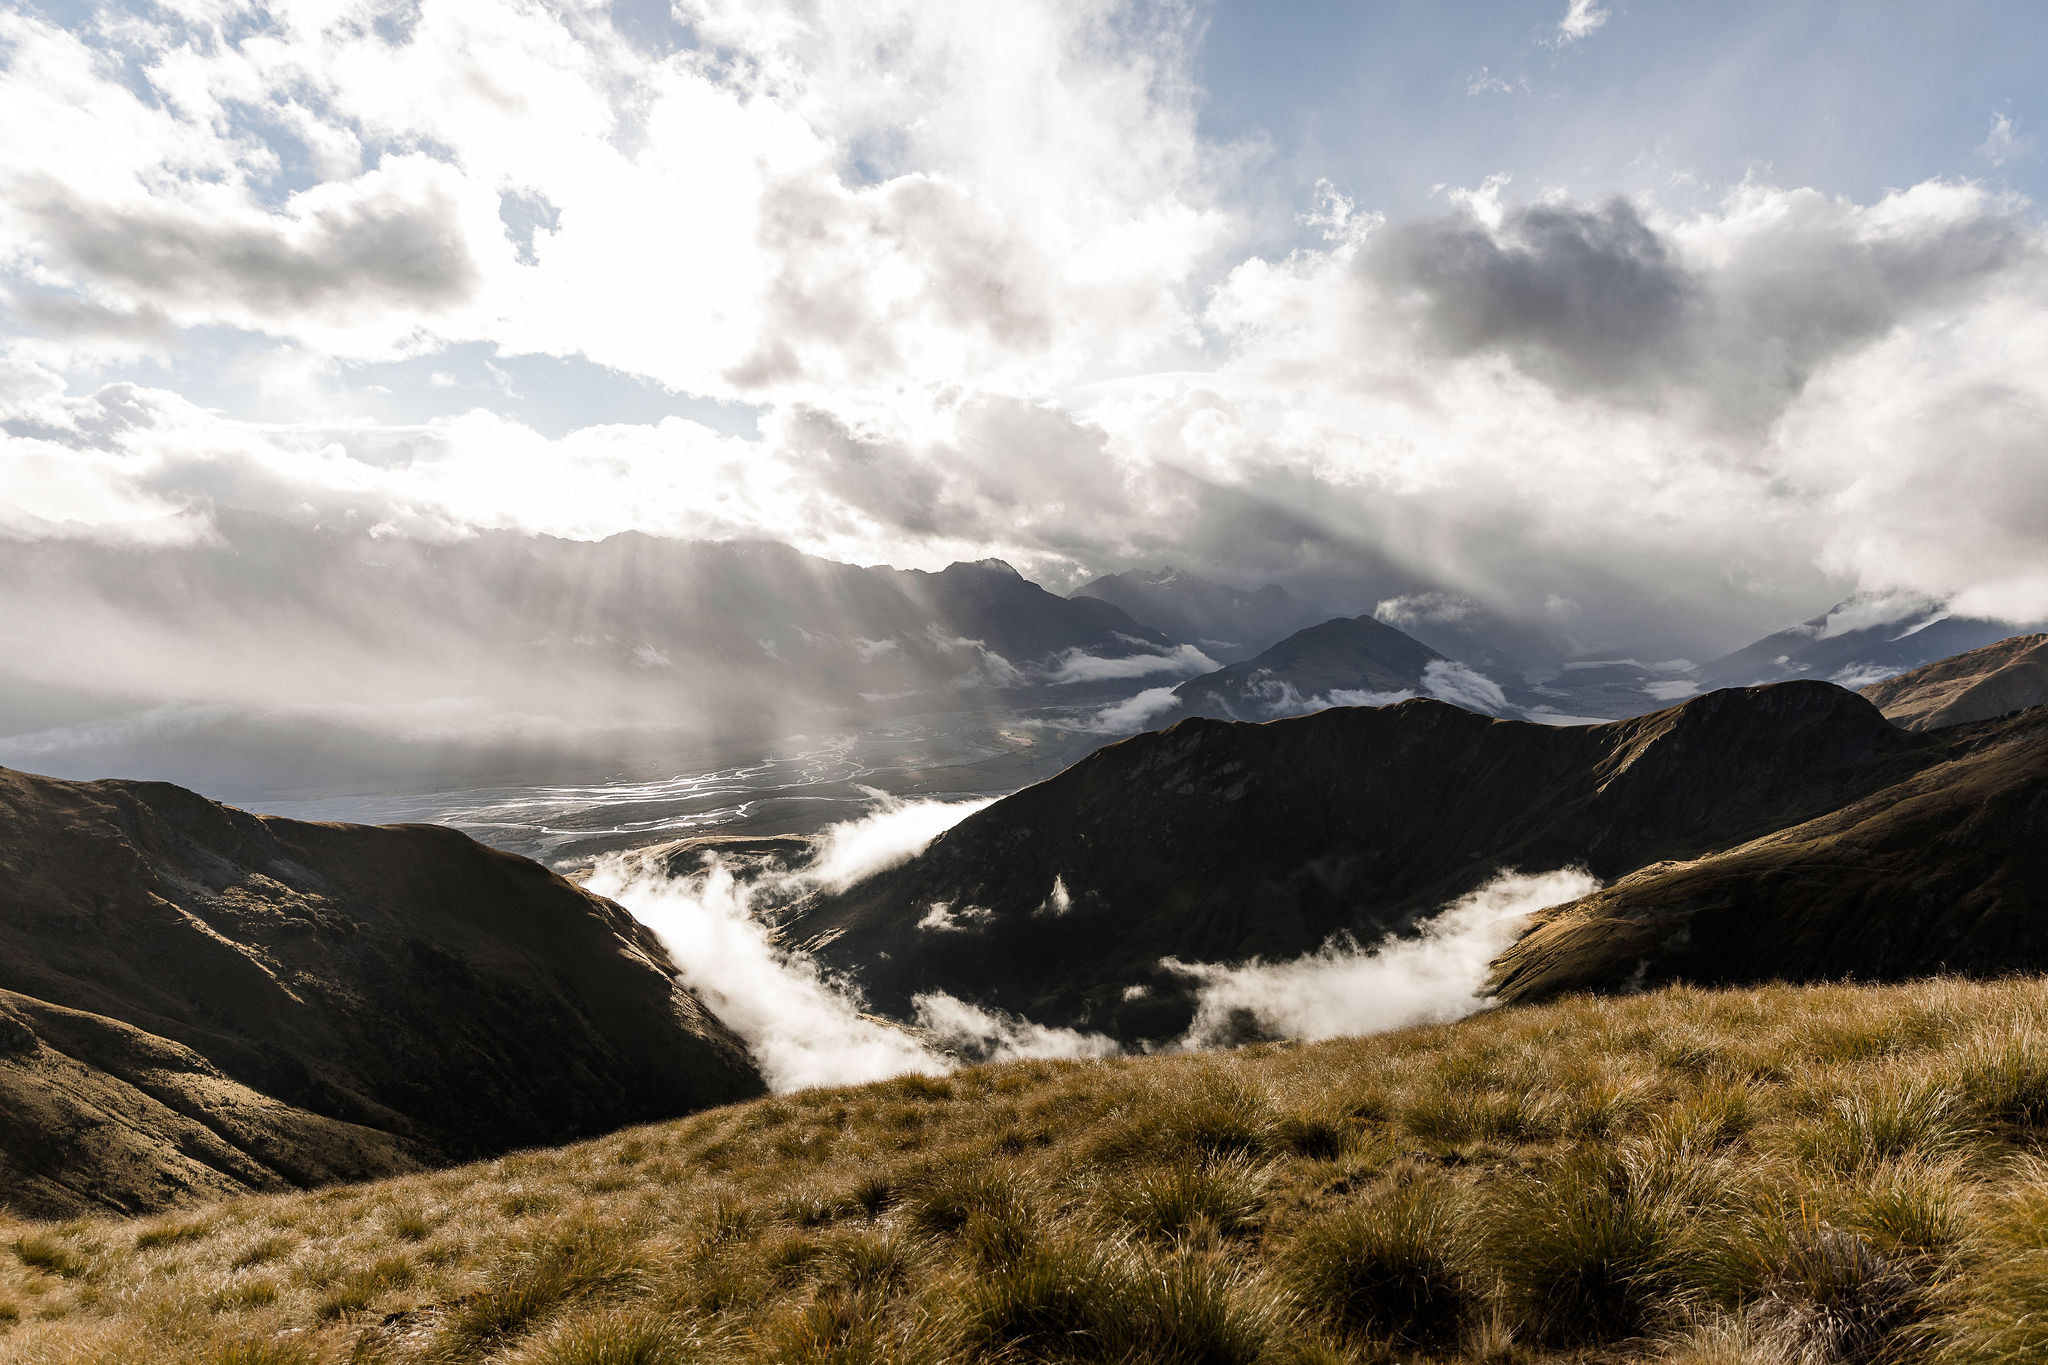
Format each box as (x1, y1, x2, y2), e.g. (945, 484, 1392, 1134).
(4, 0, 2048, 654)
(0, 0, 1221, 392)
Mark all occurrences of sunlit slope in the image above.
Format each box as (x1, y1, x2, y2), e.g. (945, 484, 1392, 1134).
(0, 766, 763, 1219)
(8, 979, 2048, 1363)
(1858, 633, 2048, 731)
(1492, 705, 2048, 1003)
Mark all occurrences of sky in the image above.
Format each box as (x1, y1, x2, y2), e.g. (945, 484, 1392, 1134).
(3, 0, 2047, 658)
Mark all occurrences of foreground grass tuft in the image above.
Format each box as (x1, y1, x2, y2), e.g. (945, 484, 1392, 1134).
(1287, 1174, 1474, 1349)
(7, 977, 2048, 1364)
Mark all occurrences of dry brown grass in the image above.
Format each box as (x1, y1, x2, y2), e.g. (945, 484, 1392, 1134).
(5, 977, 2048, 1363)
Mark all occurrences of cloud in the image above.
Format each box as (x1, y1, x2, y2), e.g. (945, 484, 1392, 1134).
(1464, 67, 1526, 97)
(587, 794, 995, 1090)
(1043, 643, 1217, 684)
(1167, 868, 1599, 1046)
(1419, 660, 1510, 715)
(1555, 1, 1612, 44)
(587, 794, 1121, 1088)
(4, 0, 2048, 664)
(1811, 594, 1939, 641)
(912, 992, 1121, 1064)
(588, 851, 946, 1092)
(1827, 662, 1898, 690)
(1366, 198, 1695, 396)
(917, 901, 993, 933)
(1981, 113, 2034, 168)
(1076, 685, 1183, 733)
(22, 156, 488, 332)
(0, 0, 1225, 394)
(597, 803, 1595, 1080)
(1325, 687, 1418, 708)
(802, 790, 997, 893)
(1184, 176, 2048, 639)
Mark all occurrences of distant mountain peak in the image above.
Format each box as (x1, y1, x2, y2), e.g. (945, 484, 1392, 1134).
(951, 557, 1023, 578)
(1171, 613, 1458, 721)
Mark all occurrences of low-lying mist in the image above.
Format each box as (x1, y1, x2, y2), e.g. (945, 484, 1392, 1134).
(586, 795, 1115, 1091)
(1167, 868, 1601, 1046)
(591, 795, 1602, 1091)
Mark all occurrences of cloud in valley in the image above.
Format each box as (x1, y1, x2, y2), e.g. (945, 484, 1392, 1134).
(587, 795, 1075, 1091)
(1168, 868, 1601, 1046)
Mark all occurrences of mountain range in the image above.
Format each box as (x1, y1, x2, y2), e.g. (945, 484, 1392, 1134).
(1091, 580, 2048, 731)
(0, 515, 1190, 798)
(788, 671, 2048, 1044)
(3, 611, 2046, 1219)
(13, 515, 2044, 805)
(1526, 596, 2048, 720)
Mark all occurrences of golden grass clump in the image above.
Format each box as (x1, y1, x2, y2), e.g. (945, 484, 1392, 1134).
(6, 976, 2048, 1363)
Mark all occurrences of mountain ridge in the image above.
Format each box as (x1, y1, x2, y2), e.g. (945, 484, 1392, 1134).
(0, 513, 1181, 798)
(786, 681, 1944, 1042)
(1856, 631, 2048, 731)
(0, 765, 764, 1218)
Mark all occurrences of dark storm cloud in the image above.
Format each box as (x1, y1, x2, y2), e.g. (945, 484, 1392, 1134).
(1363, 189, 2034, 421)
(782, 405, 956, 537)
(1367, 197, 1698, 396)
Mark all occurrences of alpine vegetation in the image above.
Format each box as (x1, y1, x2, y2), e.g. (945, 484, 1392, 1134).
(9, 978, 2048, 1364)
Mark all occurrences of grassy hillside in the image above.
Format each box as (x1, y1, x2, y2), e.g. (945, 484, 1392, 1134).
(7, 978, 2048, 1364)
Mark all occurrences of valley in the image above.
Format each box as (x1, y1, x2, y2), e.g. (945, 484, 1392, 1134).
(7, 8, 2047, 1362)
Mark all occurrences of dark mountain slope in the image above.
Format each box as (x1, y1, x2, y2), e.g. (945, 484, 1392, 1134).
(1489, 706, 2048, 1002)
(1073, 568, 1322, 661)
(0, 767, 763, 1217)
(0, 987, 416, 1220)
(789, 682, 1923, 1042)
(1170, 614, 1450, 720)
(1858, 633, 2048, 731)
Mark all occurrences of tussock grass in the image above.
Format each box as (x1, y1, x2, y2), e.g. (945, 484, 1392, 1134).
(1286, 1174, 1474, 1349)
(1483, 1140, 1717, 1346)
(7, 978, 2048, 1363)
(1094, 1155, 1267, 1242)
